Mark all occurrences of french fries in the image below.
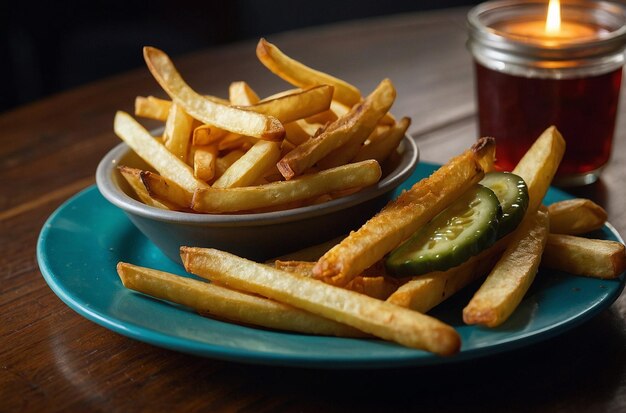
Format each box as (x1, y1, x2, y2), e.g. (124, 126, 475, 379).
(313, 137, 495, 286)
(114, 43, 407, 215)
(463, 209, 550, 327)
(135, 96, 172, 121)
(513, 125, 566, 212)
(140, 170, 193, 209)
(277, 78, 396, 180)
(542, 234, 626, 279)
(462, 126, 565, 327)
(387, 234, 510, 313)
(143, 46, 285, 140)
(163, 103, 194, 162)
(212, 140, 281, 188)
(192, 160, 382, 213)
(181, 247, 461, 355)
(244, 85, 334, 124)
(118, 166, 174, 210)
(117, 262, 364, 337)
(113, 111, 209, 193)
(548, 198, 608, 235)
(256, 38, 362, 107)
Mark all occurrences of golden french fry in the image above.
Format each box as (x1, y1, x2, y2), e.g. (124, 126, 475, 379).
(213, 149, 245, 181)
(192, 160, 382, 213)
(354, 117, 411, 164)
(256, 38, 361, 107)
(216, 134, 256, 151)
(134, 96, 172, 121)
(244, 85, 334, 124)
(274, 259, 399, 300)
(463, 209, 550, 327)
(212, 140, 281, 188)
(277, 79, 396, 180)
(181, 247, 461, 355)
(512, 126, 566, 212)
(193, 146, 218, 181)
(542, 234, 626, 279)
(548, 198, 608, 235)
(229, 81, 260, 106)
(163, 103, 194, 162)
(313, 137, 495, 286)
(140, 170, 193, 208)
(283, 122, 311, 146)
(117, 262, 364, 337)
(117, 166, 174, 210)
(192, 124, 228, 146)
(143, 46, 284, 140)
(305, 109, 338, 125)
(113, 111, 209, 192)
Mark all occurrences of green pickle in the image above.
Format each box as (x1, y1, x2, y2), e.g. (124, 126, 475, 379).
(479, 172, 529, 239)
(386, 185, 501, 277)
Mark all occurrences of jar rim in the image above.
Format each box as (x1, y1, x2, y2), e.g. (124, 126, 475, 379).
(468, 0, 626, 57)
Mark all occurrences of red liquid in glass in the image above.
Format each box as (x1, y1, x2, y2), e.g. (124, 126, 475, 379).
(474, 62, 622, 177)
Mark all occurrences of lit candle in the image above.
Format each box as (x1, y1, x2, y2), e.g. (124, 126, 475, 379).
(496, 0, 599, 41)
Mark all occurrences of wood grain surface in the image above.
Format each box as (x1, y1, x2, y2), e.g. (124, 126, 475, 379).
(1, 7, 625, 413)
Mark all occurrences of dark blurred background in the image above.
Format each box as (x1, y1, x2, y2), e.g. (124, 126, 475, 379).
(0, 0, 479, 113)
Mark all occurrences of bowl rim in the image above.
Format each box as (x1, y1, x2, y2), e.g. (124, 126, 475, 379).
(95, 135, 419, 226)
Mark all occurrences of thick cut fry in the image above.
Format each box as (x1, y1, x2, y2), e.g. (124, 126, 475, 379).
(143, 46, 284, 140)
(387, 234, 511, 312)
(277, 79, 396, 180)
(548, 198, 608, 235)
(244, 85, 334, 124)
(192, 160, 382, 213)
(212, 140, 281, 188)
(113, 111, 208, 192)
(192, 124, 228, 146)
(118, 166, 173, 210)
(217, 134, 256, 151)
(256, 38, 362, 107)
(313, 137, 495, 286)
(117, 262, 363, 337)
(193, 146, 218, 181)
(134, 96, 172, 121)
(140, 171, 193, 208)
(273, 260, 399, 299)
(214, 149, 245, 181)
(512, 126, 566, 212)
(181, 247, 461, 355)
(229, 81, 260, 106)
(164, 103, 194, 162)
(463, 209, 550, 327)
(542, 234, 626, 279)
(284, 122, 311, 146)
(354, 117, 411, 164)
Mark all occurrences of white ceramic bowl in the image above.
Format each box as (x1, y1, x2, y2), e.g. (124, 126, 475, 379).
(96, 137, 419, 263)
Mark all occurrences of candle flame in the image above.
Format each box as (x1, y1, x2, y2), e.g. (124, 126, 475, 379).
(546, 0, 561, 34)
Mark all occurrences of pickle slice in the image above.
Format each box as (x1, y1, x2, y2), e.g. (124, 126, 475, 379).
(385, 185, 500, 277)
(479, 172, 529, 239)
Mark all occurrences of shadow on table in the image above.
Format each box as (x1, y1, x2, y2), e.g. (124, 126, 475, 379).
(223, 307, 625, 412)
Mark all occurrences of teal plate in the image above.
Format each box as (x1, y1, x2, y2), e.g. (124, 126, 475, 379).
(37, 162, 626, 369)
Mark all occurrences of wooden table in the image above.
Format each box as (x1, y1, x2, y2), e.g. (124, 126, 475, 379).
(2, 7, 625, 412)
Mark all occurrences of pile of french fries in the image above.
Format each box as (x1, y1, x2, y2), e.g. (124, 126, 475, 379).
(114, 39, 411, 214)
(114, 41, 626, 356)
